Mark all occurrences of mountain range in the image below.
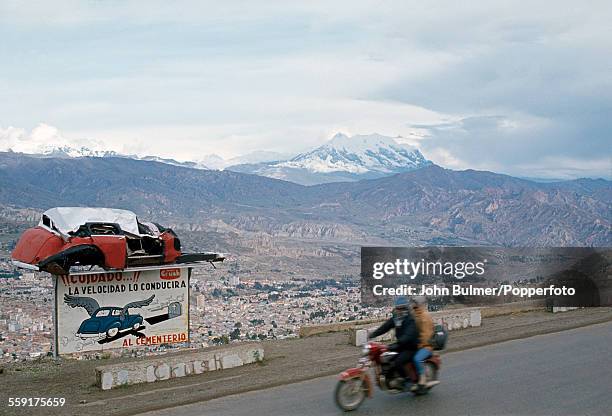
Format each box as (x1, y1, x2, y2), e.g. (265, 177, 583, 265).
(1, 132, 430, 185)
(0, 152, 609, 243)
(0, 151, 609, 277)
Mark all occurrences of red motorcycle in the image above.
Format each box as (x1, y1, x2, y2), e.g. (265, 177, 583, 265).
(334, 341, 441, 411)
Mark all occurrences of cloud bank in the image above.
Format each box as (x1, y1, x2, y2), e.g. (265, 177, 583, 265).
(0, 1, 610, 179)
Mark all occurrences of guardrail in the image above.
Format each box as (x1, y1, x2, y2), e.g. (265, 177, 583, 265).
(95, 343, 264, 390)
(351, 308, 482, 346)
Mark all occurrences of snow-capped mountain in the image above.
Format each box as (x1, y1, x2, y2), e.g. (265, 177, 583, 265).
(36, 145, 123, 158)
(4, 145, 211, 170)
(1, 124, 429, 184)
(0, 124, 118, 158)
(228, 133, 431, 185)
(0, 124, 211, 169)
(197, 150, 291, 170)
(281, 133, 428, 174)
(2, 142, 210, 170)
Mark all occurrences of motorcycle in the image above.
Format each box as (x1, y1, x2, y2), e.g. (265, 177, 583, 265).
(334, 341, 441, 411)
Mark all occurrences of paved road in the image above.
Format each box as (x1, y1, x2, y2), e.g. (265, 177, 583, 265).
(139, 322, 612, 416)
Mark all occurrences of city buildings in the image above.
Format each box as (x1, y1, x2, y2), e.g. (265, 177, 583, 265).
(0, 262, 386, 362)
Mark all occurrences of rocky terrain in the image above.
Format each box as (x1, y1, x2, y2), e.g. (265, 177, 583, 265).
(0, 152, 609, 278)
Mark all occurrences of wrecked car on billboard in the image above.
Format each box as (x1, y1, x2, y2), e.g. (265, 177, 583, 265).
(11, 207, 224, 274)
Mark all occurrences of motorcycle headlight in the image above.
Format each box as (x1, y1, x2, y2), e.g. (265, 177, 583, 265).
(361, 343, 371, 356)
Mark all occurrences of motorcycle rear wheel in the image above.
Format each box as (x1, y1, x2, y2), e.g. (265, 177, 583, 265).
(334, 379, 366, 411)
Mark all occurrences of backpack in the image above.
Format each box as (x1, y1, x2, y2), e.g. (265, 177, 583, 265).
(431, 323, 448, 350)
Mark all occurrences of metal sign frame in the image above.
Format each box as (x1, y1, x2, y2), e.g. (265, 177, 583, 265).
(51, 264, 197, 357)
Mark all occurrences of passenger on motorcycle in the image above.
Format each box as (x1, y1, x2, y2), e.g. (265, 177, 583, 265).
(368, 296, 418, 389)
(410, 295, 434, 393)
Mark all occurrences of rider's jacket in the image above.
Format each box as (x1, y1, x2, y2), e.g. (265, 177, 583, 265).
(413, 306, 434, 350)
(369, 311, 418, 351)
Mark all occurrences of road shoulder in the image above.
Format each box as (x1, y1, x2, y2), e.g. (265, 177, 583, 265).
(1, 307, 611, 416)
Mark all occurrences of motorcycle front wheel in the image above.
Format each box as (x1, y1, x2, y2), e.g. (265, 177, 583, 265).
(334, 378, 366, 411)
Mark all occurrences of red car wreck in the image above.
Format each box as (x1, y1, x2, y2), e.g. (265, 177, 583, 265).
(11, 207, 224, 275)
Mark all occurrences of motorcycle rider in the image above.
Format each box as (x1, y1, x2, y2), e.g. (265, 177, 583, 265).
(410, 295, 434, 393)
(368, 296, 418, 390)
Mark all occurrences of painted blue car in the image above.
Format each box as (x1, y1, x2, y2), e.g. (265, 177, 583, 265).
(76, 307, 144, 339)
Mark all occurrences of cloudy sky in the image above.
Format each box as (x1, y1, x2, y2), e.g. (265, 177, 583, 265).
(0, 1, 610, 179)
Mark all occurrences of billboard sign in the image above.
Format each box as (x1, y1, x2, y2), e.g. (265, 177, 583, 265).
(55, 267, 189, 355)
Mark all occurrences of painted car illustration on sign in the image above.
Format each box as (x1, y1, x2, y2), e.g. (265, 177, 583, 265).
(64, 294, 155, 340)
(11, 207, 224, 275)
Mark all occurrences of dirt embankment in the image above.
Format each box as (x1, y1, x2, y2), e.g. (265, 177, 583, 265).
(1, 307, 611, 416)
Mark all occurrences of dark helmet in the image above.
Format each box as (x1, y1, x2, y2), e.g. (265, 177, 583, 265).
(393, 296, 411, 320)
(394, 296, 410, 310)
